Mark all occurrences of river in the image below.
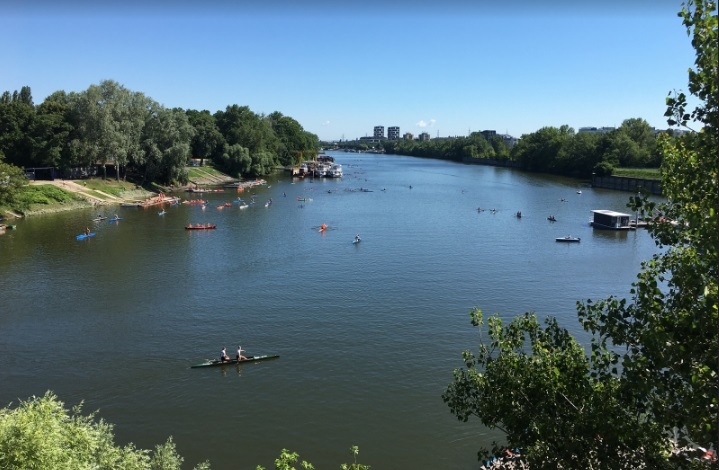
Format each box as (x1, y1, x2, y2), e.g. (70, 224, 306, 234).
(0, 152, 660, 469)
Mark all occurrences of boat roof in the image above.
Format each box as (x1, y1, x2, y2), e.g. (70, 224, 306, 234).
(591, 209, 632, 217)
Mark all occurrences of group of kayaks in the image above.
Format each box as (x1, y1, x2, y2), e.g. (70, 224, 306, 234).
(77, 216, 122, 239)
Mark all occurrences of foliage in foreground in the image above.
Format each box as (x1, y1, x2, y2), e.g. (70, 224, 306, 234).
(444, 1, 718, 467)
(0, 156, 29, 208)
(256, 446, 369, 470)
(0, 392, 369, 470)
(0, 392, 210, 470)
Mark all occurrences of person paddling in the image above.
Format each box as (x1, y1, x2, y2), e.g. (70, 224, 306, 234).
(237, 345, 248, 361)
(220, 347, 230, 362)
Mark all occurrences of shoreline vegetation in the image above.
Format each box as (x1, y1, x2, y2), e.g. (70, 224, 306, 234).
(1, 166, 236, 219)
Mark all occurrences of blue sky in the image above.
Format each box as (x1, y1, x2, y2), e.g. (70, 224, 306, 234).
(2, 0, 697, 141)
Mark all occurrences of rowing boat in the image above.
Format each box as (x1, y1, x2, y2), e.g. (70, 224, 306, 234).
(190, 354, 280, 368)
(185, 224, 216, 230)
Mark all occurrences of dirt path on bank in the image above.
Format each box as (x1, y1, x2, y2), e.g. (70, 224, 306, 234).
(30, 180, 151, 205)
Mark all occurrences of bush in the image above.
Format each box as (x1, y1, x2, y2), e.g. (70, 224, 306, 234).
(0, 392, 210, 470)
(593, 161, 614, 176)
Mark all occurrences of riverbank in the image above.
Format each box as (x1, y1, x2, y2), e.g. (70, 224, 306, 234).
(1, 168, 238, 219)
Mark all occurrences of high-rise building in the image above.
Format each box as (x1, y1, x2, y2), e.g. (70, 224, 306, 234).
(388, 126, 400, 140)
(373, 126, 385, 139)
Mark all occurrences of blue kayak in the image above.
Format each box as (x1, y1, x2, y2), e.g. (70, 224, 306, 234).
(76, 232, 96, 240)
(108, 217, 123, 222)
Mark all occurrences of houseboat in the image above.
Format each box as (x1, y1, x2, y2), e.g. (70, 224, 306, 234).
(328, 164, 343, 178)
(590, 210, 636, 230)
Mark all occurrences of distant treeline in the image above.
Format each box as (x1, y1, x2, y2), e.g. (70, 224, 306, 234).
(0, 81, 320, 185)
(336, 119, 671, 179)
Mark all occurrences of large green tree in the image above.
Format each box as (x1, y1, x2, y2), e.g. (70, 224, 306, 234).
(186, 109, 225, 166)
(444, 1, 718, 467)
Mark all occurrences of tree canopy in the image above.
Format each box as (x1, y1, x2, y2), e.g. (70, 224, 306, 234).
(444, 1, 718, 467)
(0, 81, 320, 186)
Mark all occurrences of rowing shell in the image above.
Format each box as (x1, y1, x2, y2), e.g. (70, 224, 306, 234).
(190, 354, 280, 368)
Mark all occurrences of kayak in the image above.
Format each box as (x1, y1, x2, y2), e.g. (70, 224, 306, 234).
(191, 354, 280, 368)
(76, 232, 96, 240)
(108, 217, 123, 222)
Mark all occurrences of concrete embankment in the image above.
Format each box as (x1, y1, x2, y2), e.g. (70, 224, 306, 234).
(591, 175, 662, 195)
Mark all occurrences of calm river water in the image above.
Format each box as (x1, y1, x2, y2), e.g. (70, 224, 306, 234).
(0, 152, 660, 469)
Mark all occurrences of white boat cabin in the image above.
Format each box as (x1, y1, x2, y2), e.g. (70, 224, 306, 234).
(590, 210, 635, 230)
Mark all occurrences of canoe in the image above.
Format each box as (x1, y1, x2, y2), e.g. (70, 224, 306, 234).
(185, 225, 216, 230)
(191, 354, 280, 368)
(556, 236, 580, 243)
(76, 232, 96, 240)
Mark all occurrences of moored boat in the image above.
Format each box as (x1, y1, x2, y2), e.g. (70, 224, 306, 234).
(191, 354, 280, 368)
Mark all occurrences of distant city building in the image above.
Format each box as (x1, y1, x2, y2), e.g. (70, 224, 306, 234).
(418, 132, 430, 142)
(388, 126, 400, 140)
(500, 134, 518, 148)
(480, 130, 497, 140)
(578, 126, 615, 134)
(403, 132, 414, 140)
(374, 126, 385, 139)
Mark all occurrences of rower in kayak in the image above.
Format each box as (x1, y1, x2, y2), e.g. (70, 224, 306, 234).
(220, 347, 231, 362)
(236, 345, 248, 361)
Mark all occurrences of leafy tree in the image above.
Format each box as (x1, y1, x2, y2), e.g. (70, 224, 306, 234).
(139, 105, 194, 185)
(443, 309, 668, 468)
(0, 157, 29, 207)
(0, 90, 36, 167)
(580, 0, 718, 451)
(218, 143, 252, 177)
(445, 1, 718, 466)
(29, 91, 74, 169)
(268, 111, 319, 167)
(511, 125, 574, 173)
(186, 109, 225, 166)
(0, 392, 210, 469)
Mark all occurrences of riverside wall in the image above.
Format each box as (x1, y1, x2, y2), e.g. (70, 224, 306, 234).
(461, 157, 522, 168)
(591, 175, 662, 195)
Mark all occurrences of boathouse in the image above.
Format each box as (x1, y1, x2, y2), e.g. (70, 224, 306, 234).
(590, 210, 635, 230)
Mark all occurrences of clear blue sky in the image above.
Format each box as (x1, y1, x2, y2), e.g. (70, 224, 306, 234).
(2, 0, 697, 141)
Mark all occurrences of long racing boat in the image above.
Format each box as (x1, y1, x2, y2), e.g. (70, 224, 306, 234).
(191, 354, 279, 368)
